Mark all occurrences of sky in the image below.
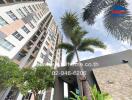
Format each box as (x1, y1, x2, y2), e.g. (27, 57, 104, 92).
(46, 0, 132, 66)
(45, 0, 132, 97)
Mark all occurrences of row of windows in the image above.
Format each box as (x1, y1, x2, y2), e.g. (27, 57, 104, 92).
(0, 25, 30, 51)
(0, 4, 45, 27)
(12, 25, 30, 41)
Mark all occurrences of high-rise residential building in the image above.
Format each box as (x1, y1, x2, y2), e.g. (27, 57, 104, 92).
(0, 0, 62, 100)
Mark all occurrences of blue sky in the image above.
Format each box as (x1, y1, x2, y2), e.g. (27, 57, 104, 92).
(46, 0, 132, 66)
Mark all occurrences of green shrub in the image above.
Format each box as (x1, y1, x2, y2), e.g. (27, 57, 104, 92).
(69, 85, 113, 100)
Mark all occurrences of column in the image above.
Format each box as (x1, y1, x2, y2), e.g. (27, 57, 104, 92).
(54, 76, 64, 100)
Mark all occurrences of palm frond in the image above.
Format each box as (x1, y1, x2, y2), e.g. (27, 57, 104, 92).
(83, 0, 113, 24)
(70, 26, 88, 46)
(61, 12, 79, 38)
(78, 47, 94, 53)
(78, 38, 106, 49)
(58, 43, 74, 53)
(66, 52, 75, 64)
(104, 3, 132, 44)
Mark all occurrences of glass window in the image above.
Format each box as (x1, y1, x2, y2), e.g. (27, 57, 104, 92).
(38, 13, 41, 18)
(40, 53, 44, 59)
(47, 57, 51, 63)
(47, 37, 50, 41)
(37, 61, 41, 65)
(49, 52, 52, 57)
(43, 46, 47, 51)
(51, 47, 54, 51)
(23, 7, 30, 14)
(32, 17, 37, 23)
(32, 5, 37, 11)
(6, 11, 18, 21)
(22, 26, 30, 34)
(35, 14, 39, 20)
(28, 6, 34, 12)
(16, 9, 26, 17)
(40, 11, 43, 16)
(12, 31, 24, 41)
(0, 16, 8, 26)
(0, 37, 14, 51)
(28, 22, 34, 29)
(45, 41, 49, 46)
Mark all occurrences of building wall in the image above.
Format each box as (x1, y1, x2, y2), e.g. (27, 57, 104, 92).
(0, 1, 49, 59)
(32, 19, 62, 67)
(93, 64, 132, 100)
(58, 50, 132, 85)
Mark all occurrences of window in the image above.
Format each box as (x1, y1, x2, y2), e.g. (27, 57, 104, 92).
(0, 37, 14, 51)
(12, 31, 24, 41)
(37, 61, 41, 65)
(23, 7, 30, 14)
(22, 26, 30, 34)
(32, 17, 37, 23)
(35, 14, 39, 20)
(28, 6, 34, 12)
(17, 9, 26, 17)
(47, 57, 51, 63)
(36, 4, 40, 9)
(38, 13, 41, 18)
(40, 11, 43, 16)
(0, 16, 8, 26)
(47, 37, 50, 41)
(28, 22, 34, 29)
(6, 11, 18, 21)
(32, 5, 37, 11)
(43, 46, 47, 51)
(49, 52, 52, 57)
(51, 46, 54, 51)
(45, 41, 49, 46)
(40, 53, 44, 59)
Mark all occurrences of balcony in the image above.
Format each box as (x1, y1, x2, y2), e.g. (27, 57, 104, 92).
(25, 56, 35, 67)
(5, 87, 19, 100)
(35, 31, 41, 37)
(25, 41, 34, 50)
(32, 48, 39, 58)
(37, 41, 42, 48)
(31, 35, 38, 42)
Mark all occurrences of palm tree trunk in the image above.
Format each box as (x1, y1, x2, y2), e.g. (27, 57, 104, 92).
(75, 50, 92, 100)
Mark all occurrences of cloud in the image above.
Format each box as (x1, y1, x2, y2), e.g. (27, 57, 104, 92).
(46, 0, 131, 66)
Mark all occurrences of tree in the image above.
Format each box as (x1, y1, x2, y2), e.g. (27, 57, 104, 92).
(61, 12, 79, 39)
(59, 12, 106, 100)
(0, 57, 54, 100)
(21, 65, 54, 100)
(83, 0, 132, 44)
(0, 56, 23, 99)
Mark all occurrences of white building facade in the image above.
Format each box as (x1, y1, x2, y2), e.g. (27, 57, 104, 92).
(0, 0, 62, 100)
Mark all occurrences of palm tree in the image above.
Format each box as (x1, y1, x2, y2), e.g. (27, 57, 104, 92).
(83, 0, 132, 44)
(58, 26, 105, 100)
(61, 12, 79, 39)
